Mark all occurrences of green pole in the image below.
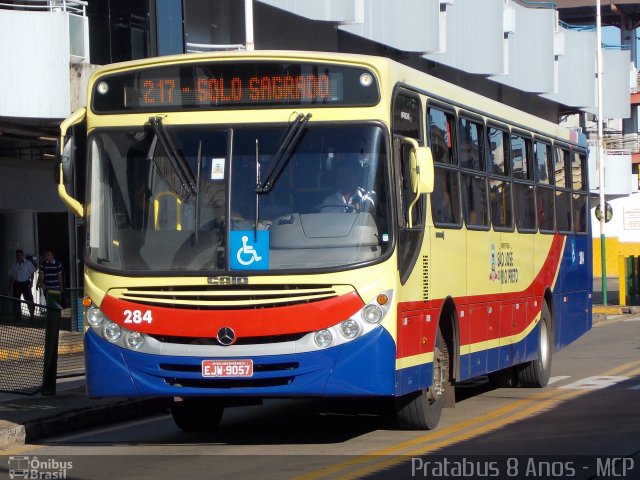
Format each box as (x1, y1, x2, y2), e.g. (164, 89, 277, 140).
(42, 290, 61, 395)
(601, 233, 607, 306)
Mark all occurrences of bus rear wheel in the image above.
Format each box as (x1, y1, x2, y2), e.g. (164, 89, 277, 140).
(170, 397, 224, 432)
(517, 302, 553, 388)
(395, 327, 449, 430)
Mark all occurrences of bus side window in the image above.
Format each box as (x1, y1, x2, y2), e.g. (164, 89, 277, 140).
(428, 106, 461, 227)
(572, 151, 589, 234)
(458, 116, 488, 228)
(535, 140, 555, 233)
(488, 125, 513, 230)
(512, 133, 536, 232)
(555, 147, 572, 233)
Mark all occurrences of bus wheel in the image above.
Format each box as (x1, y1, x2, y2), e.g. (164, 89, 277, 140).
(170, 397, 224, 432)
(395, 327, 449, 430)
(517, 302, 553, 388)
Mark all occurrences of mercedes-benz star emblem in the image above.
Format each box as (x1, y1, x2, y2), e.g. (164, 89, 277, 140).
(217, 326, 236, 346)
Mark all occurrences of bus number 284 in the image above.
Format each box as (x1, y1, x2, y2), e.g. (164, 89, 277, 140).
(123, 309, 153, 324)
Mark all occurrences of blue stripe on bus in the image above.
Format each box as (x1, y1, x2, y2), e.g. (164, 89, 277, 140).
(84, 327, 397, 398)
(457, 322, 541, 382)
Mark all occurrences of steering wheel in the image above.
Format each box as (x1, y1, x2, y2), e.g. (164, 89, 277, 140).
(317, 203, 357, 213)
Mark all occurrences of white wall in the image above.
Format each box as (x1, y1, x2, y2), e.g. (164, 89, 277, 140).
(591, 192, 640, 243)
(260, 0, 632, 118)
(0, 10, 71, 118)
(340, 0, 441, 53)
(588, 147, 633, 195)
(260, 0, 363, 23)
(490, 4, 556, 93)
(425, 0, 505, 74)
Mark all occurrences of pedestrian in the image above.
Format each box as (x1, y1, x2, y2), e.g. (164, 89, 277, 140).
(37, 249, 64, 304)
(8, 249, 36, 321)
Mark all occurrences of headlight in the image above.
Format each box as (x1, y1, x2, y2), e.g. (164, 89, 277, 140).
(314, 329, 333, 348)
(86, 307, 104, 327)
(362, 304, 383, 324)
(125, 331, 145, 350)
(103, 322, 122, 342)
(340, 319, 361, 339)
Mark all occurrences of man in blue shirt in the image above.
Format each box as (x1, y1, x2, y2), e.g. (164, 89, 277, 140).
(37, 249, 64, 302)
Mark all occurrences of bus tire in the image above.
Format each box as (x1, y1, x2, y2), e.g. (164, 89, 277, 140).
(170, 397, 224, 432)
(517, 302, 552, 388)
(395, 327, 449, 430)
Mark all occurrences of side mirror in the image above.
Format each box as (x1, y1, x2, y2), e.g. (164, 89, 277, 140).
(401, 138, 435, 228)
(57, 108, 86, 217)
(61, 136, 74, 188)
(404, 138, 434, 195)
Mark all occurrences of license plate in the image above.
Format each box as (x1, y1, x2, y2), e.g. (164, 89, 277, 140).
(202, 359, 254, 377)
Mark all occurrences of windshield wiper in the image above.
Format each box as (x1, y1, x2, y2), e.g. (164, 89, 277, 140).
(255, 112, 311, 194)
(148, 116, 197, 198)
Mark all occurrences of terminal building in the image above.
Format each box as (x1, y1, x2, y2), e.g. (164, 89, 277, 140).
(0, 0, 637, 299)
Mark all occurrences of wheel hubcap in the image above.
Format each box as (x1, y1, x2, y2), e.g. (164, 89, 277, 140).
(540, 320, 549, 370)
(429, 345, 446, 403)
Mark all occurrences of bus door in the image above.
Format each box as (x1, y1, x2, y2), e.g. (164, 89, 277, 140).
(393, 89, 432, 394)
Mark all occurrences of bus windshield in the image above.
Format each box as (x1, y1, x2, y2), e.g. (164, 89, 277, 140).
(86, 122, 391, 273)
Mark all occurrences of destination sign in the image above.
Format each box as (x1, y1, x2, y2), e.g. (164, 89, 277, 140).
(92, 61, 379, 113)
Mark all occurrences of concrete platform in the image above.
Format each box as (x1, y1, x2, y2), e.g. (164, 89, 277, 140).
(0, 380, 168, 450)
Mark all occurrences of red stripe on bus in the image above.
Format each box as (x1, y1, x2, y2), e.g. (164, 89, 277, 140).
(396, 233, 565, 358)
(99, 291, 364, 338)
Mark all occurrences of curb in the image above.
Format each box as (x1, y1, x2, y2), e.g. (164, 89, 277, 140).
(591, 305, 640, 327)
(0, 420, 25, 451)
(592, 305, 640, 315)
(0, 397, 169, 451)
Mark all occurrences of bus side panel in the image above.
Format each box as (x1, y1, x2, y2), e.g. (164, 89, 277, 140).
(553, 234, 592, 351)
(555, 290, 591, 351)
(466, 305, 489, 378)
(465, 229, 502, 379)
(324, 326, 397, 395)
(396, 364, 434, 397)
(458, 301, 508, 382)
(486, 302, 501, 373)
(395, 304, 439, 396)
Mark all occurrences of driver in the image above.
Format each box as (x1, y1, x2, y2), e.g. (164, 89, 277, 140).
(320, 157, 375, 213)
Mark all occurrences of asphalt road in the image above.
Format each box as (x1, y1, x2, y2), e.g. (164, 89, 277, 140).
(1, 315, 639, 480)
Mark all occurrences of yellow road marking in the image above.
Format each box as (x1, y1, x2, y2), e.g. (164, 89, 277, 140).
(293, 388, 560, 480)
(334, 389, 584, 480)
(295, 358, 640, 480)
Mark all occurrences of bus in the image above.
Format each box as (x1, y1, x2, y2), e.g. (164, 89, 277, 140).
(57, 50, 592, 431)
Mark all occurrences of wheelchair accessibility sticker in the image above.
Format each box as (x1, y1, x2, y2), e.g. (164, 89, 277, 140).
(230, 230, 269, 270)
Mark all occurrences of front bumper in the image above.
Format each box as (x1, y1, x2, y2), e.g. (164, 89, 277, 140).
(85, 326, 397, 398)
